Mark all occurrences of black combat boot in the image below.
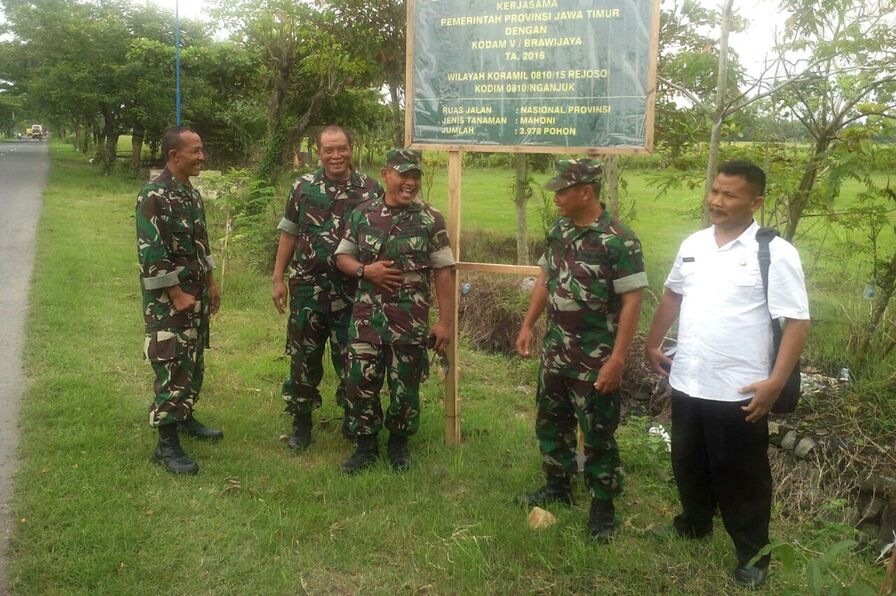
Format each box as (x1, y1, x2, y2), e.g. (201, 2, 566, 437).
(588, 498, 616, 543)
(386, 434, 411, 473)
(517, 476, 574, 507)
(341, 408, 356, 441)
(339, 434, 380, 475)
(287, 412, 312, 451)
(177, 414, 224, 441)
(153, 424, 199, 475)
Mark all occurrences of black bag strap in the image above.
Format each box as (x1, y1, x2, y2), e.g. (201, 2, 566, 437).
(756, 227, 783, 351)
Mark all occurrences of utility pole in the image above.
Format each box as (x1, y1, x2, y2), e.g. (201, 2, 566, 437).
(175, 0, 182, 125)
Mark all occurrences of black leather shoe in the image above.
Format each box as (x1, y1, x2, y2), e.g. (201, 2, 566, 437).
(516, 478, 573, 507)
(153, 425, 199, 475)
(177, 415, 223, 441)
(588, 498, 616, 543)
(286, 412, 312, 451)
(387, 434, 411, 473)
(732, 564, 769, 588)
(340, 435, 380, 475)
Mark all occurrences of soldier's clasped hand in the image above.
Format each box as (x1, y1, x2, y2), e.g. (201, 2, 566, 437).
(363, 260, 403, 293)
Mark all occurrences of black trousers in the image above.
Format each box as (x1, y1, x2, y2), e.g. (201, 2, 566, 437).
(670, 390, 772, 567)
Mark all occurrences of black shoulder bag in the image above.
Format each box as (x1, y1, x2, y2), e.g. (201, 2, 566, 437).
(756, 227, 801, 414)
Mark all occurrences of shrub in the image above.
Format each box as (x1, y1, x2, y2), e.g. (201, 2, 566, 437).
(458, 272, 543, 355)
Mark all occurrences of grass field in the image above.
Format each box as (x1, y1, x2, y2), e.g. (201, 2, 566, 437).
(6, 142, 889, 593)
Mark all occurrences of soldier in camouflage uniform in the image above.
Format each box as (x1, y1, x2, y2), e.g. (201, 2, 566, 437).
(136, 126, 224, 476)
(272, 126, 383, 451)
(515, 159, 647, 541)
(334, 149, 456, 474)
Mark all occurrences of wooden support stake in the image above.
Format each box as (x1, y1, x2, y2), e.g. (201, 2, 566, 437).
(445, 151, 462, 445)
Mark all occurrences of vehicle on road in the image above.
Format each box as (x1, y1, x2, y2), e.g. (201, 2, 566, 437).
(29, 124, 43, 140)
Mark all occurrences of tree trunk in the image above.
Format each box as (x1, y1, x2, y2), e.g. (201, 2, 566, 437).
(388, 79, 404, 147)
(100, 107, 119, 175)
(91, 120, 103, 156)
(79, 124, 91, 154)
(267, 68, 288, 137)
(275, 83, 334, 182)
(783, 136, 832, 242)
(604, 155, 620, 216)
(514, 153, 530, 265)
(701, 0, 734, 227)
(256, 66, 292, 183)
(72, 121, 82, 152)
(103, 132, 119, 175)
(148, 138, 160, 162)
(131, 125, 145, 173)
(855, 249, 896, 365)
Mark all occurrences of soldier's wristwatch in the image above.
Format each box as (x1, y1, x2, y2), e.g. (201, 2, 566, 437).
(355, 264, 365, 278)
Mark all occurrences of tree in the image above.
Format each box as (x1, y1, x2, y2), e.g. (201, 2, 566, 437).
(328, 0, 407, 147)
(654, 0, 732, 168)
(774, 0, 896, 241)
(0, 0, 212, 173)
(214, 0, 377, 183)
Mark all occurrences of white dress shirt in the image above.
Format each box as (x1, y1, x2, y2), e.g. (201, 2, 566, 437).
(665, 221, 810, 402)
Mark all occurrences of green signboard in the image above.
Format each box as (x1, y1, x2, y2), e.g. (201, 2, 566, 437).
(407, 0, 659, 152)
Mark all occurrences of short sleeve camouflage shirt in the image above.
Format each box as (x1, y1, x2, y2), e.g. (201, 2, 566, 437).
(278, 167, 383, 311)
(136, 168, 214, 331)
(538, 205, 647, 381)
(340, 197, 454, 345)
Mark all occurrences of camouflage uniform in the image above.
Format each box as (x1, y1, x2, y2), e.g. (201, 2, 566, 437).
(277, 169, 383, 416)
(136, 168, 215, 427)
(335, 185, 455, 438)
(536, 161, 648, 500)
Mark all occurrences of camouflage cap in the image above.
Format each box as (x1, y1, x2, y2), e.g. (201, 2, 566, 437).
(385, 148, 423, 173)
(544, 158, 603, 191)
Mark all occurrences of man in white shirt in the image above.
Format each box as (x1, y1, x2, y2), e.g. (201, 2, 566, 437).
(645, 160, 810, 588)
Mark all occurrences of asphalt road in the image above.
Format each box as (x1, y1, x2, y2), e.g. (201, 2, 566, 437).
(0, 139, 47, 592)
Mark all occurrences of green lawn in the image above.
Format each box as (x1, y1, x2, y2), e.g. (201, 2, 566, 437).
(7, 143, 887, 594)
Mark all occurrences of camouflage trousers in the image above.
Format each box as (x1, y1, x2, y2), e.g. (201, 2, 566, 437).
(536, 367, 623, 500)
(282, 300, 351, 416)
(145, 326, 205, 427)
(344, 342, 428, 438)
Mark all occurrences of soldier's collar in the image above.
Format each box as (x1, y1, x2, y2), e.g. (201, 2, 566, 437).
(380, 196, 423, 213)
(563, 202, 610, 232)
(313, 167, 363, 188)
(348, 169, 367, 188)
(160, 167, 193, 191)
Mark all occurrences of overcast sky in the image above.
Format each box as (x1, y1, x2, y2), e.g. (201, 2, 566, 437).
(148, 0, 788, 77)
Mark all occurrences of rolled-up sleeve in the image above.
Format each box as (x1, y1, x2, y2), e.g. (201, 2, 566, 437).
(278, 181, 302, 237)
(334, 238, 358, 257)
(335, 209, 362, 257)
(614, 271, 648, 294)
(137, 190, 180, 290)
(429, 246, 456, 269)
(277, 217, 300, 237)
(611, 236, 648, 294)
